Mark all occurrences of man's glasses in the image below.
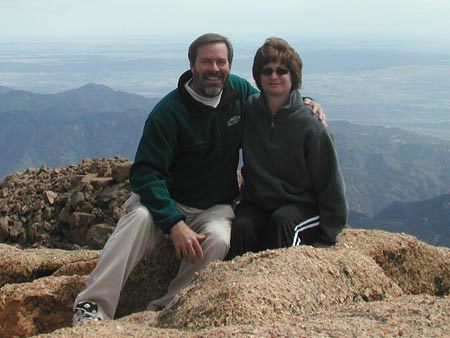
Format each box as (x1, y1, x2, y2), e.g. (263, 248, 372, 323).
(261, 67, 289, 76)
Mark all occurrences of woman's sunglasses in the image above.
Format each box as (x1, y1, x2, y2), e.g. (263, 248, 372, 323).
(261, 67, 289, 76)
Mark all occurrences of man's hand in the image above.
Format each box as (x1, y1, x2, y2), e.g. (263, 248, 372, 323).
(304, 98, 328, 127)
(170, 220, 206, 264)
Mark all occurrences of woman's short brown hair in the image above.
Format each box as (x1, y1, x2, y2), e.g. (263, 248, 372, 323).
(252, 37, 303, 91)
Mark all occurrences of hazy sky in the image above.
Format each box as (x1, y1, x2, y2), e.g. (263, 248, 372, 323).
(1, 0, 450, 42)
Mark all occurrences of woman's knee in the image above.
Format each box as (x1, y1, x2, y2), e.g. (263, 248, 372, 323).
(270, 208, 290, 228)
(232, 215, 258, 235)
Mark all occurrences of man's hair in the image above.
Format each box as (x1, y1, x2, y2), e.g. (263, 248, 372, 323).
(188, 33, 234, 66)
(252, 37, 302, 91)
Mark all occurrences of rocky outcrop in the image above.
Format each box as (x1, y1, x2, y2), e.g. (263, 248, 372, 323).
(0, 240, 179, 338)
(0, 157, 132, 249)
(0, 229, 449, 337)
(1, 159, 449, 337)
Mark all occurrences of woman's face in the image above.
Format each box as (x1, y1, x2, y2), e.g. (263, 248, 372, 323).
(260, 61, 292, 97)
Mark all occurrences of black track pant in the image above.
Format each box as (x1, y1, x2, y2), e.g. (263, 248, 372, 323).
(227, 200, 320, 260)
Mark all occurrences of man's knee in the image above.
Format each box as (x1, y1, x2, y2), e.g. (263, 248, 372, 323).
(131, 206, 152, 223)
(206, 226, 230, 246)
(202, 227, 230, 258)
(116, 206, 154, 237)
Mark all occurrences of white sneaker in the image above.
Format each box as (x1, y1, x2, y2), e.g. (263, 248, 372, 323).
(73, 301, 102, 325)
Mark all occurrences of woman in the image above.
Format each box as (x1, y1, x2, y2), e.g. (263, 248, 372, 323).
(228, 37, 348, 258)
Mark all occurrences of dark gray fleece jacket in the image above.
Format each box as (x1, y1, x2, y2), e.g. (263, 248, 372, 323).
(240, 90, 348, 244)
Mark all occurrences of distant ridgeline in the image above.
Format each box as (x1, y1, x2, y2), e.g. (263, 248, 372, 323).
(1, 84, 449, 247)
(0, 83, 158, 179)
(352, 193, 450, 248)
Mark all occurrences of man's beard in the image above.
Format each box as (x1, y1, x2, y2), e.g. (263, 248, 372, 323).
(192, 70, 227, 97)
(203, 83, 222, 97)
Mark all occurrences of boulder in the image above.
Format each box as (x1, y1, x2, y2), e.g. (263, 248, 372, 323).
(0, 229, 449, 338)
(1, 159, 449, 337)
(0, 241, 179, 337)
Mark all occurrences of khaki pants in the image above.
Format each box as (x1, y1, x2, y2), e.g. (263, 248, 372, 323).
(74, 193, 233, 320)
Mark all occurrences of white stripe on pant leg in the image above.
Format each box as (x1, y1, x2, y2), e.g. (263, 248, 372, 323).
(292, 231, 301, 246)
(292, 229, 306, 246)
(294, 215, 320, 232)
(297, 221, 320, 232)
(292, 215, 320, 247)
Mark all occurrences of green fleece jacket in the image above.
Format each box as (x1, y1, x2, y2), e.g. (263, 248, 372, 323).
(241, 90, 348, 244)
(129, 71, 257, 233)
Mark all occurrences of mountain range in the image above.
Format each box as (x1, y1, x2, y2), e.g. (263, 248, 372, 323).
(0, 86, 12, 95)
(1, 84, 449, 247)
(368, 193, 450, 247)
(0, 84, 158, 177)
(331, 120, 450, 216)
(0, 83, 153, 118)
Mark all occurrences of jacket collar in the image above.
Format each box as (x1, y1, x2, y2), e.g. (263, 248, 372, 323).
(256, 90, 305, 118)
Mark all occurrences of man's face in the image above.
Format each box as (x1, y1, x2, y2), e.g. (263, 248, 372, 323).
(190, 42, 230, 97)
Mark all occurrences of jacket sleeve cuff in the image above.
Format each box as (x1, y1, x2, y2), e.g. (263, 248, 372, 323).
(158, 214, 187, 234)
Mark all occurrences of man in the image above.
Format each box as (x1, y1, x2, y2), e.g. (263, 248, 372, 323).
(73, 33, 324, 324)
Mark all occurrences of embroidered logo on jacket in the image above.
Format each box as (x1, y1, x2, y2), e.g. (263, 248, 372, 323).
(226, 115, 240, 127)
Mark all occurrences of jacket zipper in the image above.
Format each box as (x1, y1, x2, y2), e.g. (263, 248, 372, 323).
(218, 109, 223, 145)
(270, 116, 275, 141)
